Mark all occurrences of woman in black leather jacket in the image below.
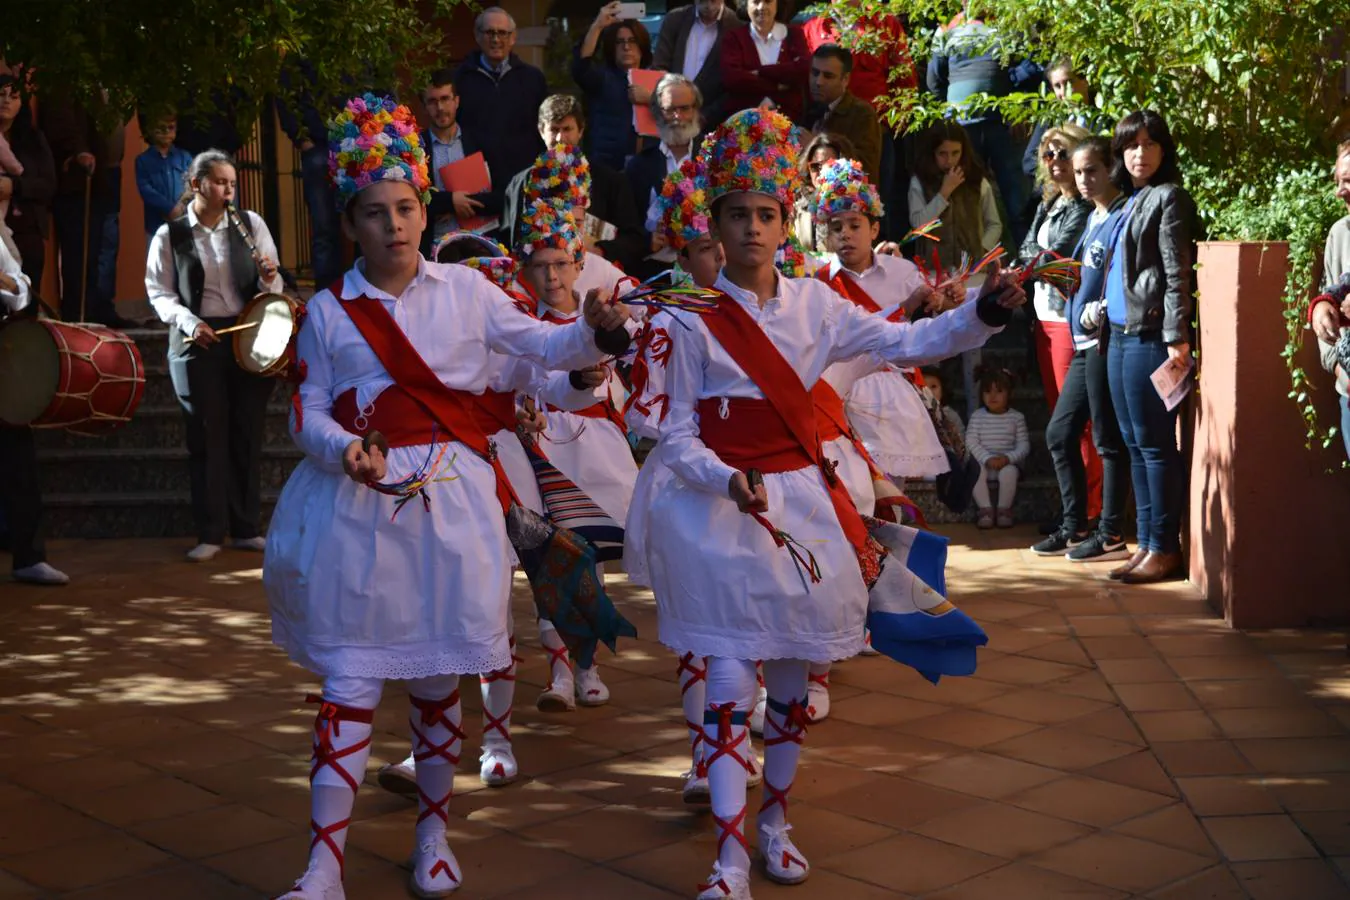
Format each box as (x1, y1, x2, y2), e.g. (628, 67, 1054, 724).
(1100, 110, 1195, 585)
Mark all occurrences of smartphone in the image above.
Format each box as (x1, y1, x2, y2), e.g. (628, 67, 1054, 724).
(617, 2, 647, 19)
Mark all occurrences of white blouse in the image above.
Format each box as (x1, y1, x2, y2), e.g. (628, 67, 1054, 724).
(294, 259, 605, 472)
(145, 206, 284, 336)
(750, 22, 788, 65)
(659, 271, 999, 495)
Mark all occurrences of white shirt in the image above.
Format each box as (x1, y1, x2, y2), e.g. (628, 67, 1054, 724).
(750, 22, 788, 65)
(826, 253, 929, 315)
(659, 271, 999, 494)
(294, 258, 604, 472)
(1031, 204, 1068, 325)
(146, 206, 284, 336)
(0, 233, 30, 314)
(682, 17, 720, 79)
(574, 250, 627, 302)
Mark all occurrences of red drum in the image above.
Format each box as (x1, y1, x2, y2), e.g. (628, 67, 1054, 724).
(0, 319, 146, 435)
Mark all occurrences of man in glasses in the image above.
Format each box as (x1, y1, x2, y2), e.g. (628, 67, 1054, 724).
(454, 6, 549, 205)
(625, 73, 705, 278)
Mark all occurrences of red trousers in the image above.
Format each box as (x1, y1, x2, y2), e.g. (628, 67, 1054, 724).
(1035, 320, 1102, 521)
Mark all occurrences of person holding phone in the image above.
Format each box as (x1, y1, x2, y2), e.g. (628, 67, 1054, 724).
(574, 0, 653, 170)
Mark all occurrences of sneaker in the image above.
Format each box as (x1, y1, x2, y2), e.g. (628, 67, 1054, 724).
(749, 684, 767, 736)
(536, 673, 576, 712)
(574, 665, 610, 706)
(682, 768, 711, 805)
(759, 822, 810, 885)
(12, 562, 69, 585)
(976, 508, 995, 529)
(376, 754, 418, 798)
(479, 742, 518, 787)
(1031, 529, 1089, 556)
(232, 536, 267, 552)
(276, 861, 345, 899)
(1067, 533, 1131, 563)
(696, 862, 752, 899)
(409, 834, 461, 897)
(186, 542, 221, 562)
(859, 628, 880, 656)
(805, 679, 830, 724)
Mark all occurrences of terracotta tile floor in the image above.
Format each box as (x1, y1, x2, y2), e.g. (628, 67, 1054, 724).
(2, 526, 1348, 899)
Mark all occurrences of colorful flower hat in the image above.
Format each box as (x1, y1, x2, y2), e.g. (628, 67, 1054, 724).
(703, 108, 802, 208)
(433, 231, 519, 290)
(656, 157, 711, 251)
(327, 93, 430, 212)
(517, 199, 584, 265)
(813, 157, 885, 224)
(525, 143, 592, 210)
(776, 233, 810, 278)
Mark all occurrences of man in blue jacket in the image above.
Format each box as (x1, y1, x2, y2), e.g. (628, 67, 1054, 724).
(454, 7, 549, 202)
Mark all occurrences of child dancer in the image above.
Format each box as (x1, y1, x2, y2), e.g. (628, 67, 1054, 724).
(265, 95, 631, 899)
(645, 108, 1023, 899)
(966, 367, 1031, 529)
(522, 143, 627, 302)
(518, 199, 639, 710)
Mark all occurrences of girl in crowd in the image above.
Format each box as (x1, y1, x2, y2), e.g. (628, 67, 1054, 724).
(1035, 136, 1131, 562)
(1100, 110, 1194, 584)
(965, 367, 1030, 529)
(574, 1, 652, 170)
(145, 149, 283, 562)
(721, 0, 810, 124)
(909, 120, 1002, 416)
(794, 132, 854, 254)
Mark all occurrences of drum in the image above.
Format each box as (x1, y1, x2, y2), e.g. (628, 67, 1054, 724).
(233, 292, 300, 377)
(0, 319, 145, 435)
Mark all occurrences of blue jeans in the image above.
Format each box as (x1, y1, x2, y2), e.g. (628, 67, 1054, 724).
(1107, 329, 1185, 553)
(302, 145, 344, 288)
(1341, 394, 1350, 462)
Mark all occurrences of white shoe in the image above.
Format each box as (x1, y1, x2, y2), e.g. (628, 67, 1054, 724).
(12, 562, 69, 585)
(186, 542, 221, 562)
(805, 679, 830, 724)
(409, 835, 462, 896)
(759, 822, 809, 885)
(682, 768, 711, 805)
(275, 861, 345, 899)
(749, 684, 767, 737)
(479, 742, 518, 787)
(746, 740, 763, 788)
(232, 536, 267, 552)
(574, 665, 610, 706)
(376, 754, 418, 798)
(696, 862, 752, 899)
(536, 672, 576, 712)
(859, 628, 881, 656)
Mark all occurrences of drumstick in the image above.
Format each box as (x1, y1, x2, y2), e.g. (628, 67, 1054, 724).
(213, 320, 262, 336)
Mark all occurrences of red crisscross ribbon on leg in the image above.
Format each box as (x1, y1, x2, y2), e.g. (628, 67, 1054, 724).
(303, 694, 375, 879)
(543, 642, 572, 691)
(409, 692, 465, 827)
(759, 697, 809, 824)
(677, 653, 708, 773)
(481, 637, 523, 685)
(702, 702, 753, 857)
(808, 670, 830, 690)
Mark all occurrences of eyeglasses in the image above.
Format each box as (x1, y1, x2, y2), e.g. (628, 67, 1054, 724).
(480, 28, 514, 40)
(662, 103, 696, 116)
(526, 260, 572, 274)
(1042, 148, 1071, 162)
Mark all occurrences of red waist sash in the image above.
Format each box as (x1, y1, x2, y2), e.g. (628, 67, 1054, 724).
(546, 397, 628, 435)
(697, 398, 815, 473)
(475, 389, 518, 435)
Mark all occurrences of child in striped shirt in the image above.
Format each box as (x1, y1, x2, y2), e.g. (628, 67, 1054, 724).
(966, 367, 1030, 528)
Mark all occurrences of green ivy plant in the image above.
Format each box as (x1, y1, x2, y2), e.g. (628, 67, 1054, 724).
(1205, 167, 1347, 456)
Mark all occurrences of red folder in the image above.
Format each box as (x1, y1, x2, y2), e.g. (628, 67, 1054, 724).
(438, 152, 495, 233)
(629, 69, 665, 138)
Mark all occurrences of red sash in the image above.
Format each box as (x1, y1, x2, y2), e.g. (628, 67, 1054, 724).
(474, 389, 519, 435)
(336, 292, 518, 514)
(698, 291, 869, 556)
(817, 266, 881, 313)
(810, 380, 883, 480)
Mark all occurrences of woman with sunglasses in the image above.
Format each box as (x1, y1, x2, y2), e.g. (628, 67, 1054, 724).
(1017, 124, 1095, 520)
(574, 0, 653, 170)
(794, 132, 855, 254)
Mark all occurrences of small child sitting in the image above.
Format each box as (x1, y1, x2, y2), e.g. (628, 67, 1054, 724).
(965, 367, 1030, 529)
(922, 367, 965, 441)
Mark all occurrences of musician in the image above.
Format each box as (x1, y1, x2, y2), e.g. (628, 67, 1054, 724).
(144, 149, 284, 562)
(0, 235, 68, 585)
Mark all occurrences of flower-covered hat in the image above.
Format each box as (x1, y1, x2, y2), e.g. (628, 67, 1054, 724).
(433, 231, 519, 290)
(703, 108, 802, 208)
(525, 143, 592, 210)
(517, 199, 584, 265)
(813, 157, 885, 224)
(656, 158, 711, 251)
(327, 93, 430, 212)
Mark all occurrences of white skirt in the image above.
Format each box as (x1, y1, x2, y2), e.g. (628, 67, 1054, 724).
(822, 434, 876, 518)
(646, 461, 868, 663)
(492, 427, 542, 514)
(265, 441, 514, 681)
(538, 411, 638, 523)
(847, 369, 949, 479)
